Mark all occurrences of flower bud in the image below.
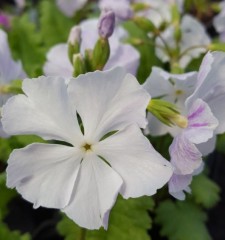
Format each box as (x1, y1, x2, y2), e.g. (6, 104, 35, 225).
(98, 9, 115, 39)
(72, 54, 86, 77)
(170, 114, 188, 128)
(92, 37, 110, 70)
(68, 26, 81, 64)
(68, 26, 81, 46)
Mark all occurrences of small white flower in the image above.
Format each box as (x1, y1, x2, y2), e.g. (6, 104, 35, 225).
(2, 68, 172, 229)
(156, 15, 211, 68)
(143, 66, 197, 136)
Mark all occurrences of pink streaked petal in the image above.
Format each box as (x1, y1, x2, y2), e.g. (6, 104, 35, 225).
(169, 134, 202, 175)
(184, 99, 218, 144)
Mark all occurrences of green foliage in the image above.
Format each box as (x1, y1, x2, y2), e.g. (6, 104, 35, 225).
(190, 173, 220, 208)
(57, 196, 154, 240)
(216, 133, 225, 154)
(0, 173, 17, 220)
(8, 14, 45, 77)
(0, 221, 31, 240)
(39, 0, 75, 48)
(123, 21, 162, 84)
(156, 200, 212, 240)
(0, 135, 44, 163)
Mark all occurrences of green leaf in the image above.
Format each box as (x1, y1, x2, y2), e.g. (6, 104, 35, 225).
(39, 0, 75, 48)
(57, 196, 154, 240)
(8, 14, 45, 77)
(0, 221, 31, 240)
(190, 173, 220, 208)
(0, 173, 17, 220)
(216, 133, 225, 154)
(0, 135, 44, 163)
(156, 200, 212, 240)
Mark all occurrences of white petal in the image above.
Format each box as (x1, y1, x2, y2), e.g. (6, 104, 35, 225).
(68, 68, 150, 141)
(183, 99, 218, 144)
(2, 76, 83, 145)
(168, 173, 192, 200)
(63, 153, 123, 230)
(95, 124, 172, 198)
(186, 52, 225, 132)
(7, 143, 82, 209)
(43, 44, 73, 77)
(104, 44, 140, 75)
(197, 135, 216, 156)
(143, 67, 174, 100)
(0, 29, 26, 83)
(169, 134, 202, 175)
(56, 0, 87, 17)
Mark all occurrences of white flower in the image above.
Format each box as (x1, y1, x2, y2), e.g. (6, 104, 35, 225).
(43, 19, 140, 77)
(213, 1, 225, 42)
(2, 68, 172, 229)
(156, 15, 211, 68)
(133, 0, 184, 28)
(56, 0, 88, 17)
(143, 66, 197, 136)
(0, 29, 26, 137)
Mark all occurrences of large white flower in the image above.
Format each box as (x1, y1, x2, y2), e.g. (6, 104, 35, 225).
(156, 15, 211, 68)
(2, 68, 172, 229)
(0, 29, 26, 137)
(43, 19, 140, 77)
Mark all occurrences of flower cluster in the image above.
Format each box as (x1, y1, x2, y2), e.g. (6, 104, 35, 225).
(0, 0, 225, 238)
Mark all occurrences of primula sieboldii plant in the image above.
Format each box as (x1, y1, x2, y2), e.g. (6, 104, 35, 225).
(1, 0, 225, 238)
(2, 68, 172, 229)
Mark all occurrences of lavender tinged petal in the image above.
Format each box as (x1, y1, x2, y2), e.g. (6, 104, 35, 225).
(169, 134, 202, 175)
(169, 173, 192, 200)
(184, 99, 218, 144)
(98, 10, 115, 38)
(99, 0, 133, 20)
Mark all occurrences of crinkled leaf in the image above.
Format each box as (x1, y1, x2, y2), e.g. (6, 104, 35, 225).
(39, 0, 75, 48)
(190, 173, 220, 208)
(57, 196, 154, 240)
(8, 14, 45, 77)
(0, 221, 31, 240)
(156, 200, 212, 240)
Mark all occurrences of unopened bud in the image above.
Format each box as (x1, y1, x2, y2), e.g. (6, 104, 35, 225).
(98, 10, 115, 39)
(73, 54, 86, 77)
(68, 26, 81, 46)
(68, 26, 81, 63)
(170, 114, 188, 128)
(92, 38, 110, 70)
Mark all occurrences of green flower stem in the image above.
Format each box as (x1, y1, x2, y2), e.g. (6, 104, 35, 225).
(80, 228, 86, 240)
